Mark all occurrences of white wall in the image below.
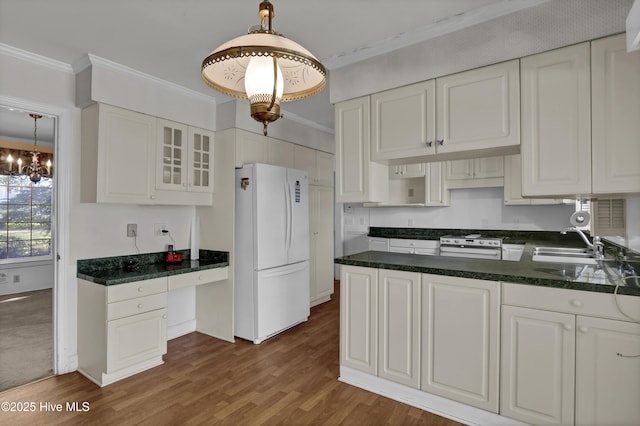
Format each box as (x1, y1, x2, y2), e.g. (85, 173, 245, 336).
(0, 47, 208, 374)
(341, 188, 576, 255)
(0, 262, 53, 296)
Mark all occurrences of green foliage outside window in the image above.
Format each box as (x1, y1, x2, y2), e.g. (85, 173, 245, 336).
(0, 174, 52, 261)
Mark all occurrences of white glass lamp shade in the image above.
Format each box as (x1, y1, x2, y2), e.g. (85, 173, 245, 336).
(245, 55, 284, 106)
(202, 32, 326, 101)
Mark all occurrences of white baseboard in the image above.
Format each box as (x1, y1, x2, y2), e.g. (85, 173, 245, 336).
(167, 319, 196, 340)
(339, 366, 526, 426)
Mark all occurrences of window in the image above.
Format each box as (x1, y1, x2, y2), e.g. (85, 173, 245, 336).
(0, 174, 52, 262)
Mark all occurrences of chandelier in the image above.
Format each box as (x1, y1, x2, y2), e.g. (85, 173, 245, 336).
(3, 113, 52, 183)
(201, 0, 326, 136)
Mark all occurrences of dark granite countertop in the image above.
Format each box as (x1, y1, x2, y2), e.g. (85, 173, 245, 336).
(337, 228, 640, 297)
(77, 249, 229, 286)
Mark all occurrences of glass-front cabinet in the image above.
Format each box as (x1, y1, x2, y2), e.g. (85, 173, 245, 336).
(156, 119, 213, 193)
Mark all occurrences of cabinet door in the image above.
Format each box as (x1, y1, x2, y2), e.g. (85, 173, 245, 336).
(95, 104, 156, 204)
(235, 129, 268, 167)
(422, 274, 500, 412)
(576, 316, 640, 426)
(521, 43, 591, 197)
(591, 34, 640, 195)
(501, 305, 575, 426)
(309, 186, 334, 305)
(446, 160, 473, 180)
(293, 144, 316, 179)
(187, 127, 214, 193)
(156, 119, 188, 191)
(269, 138, 294, 168)
(436, 60, 519, 154)
(472, 156, 503, 179)
(107, 308, 167, 373)
(340, 265, 377, 375)
(424, 163, 450, 207)
(335, 96, 388, 203)
(378, 270, 421, 388)
(504, 154, 561, 205)
(314, 150, 334, 187)
(371, 80, 436, 161)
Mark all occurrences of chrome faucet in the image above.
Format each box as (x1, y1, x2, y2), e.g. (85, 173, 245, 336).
(561, 227, 605, 259)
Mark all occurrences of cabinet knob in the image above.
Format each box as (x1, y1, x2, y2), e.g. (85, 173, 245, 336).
(150, 195, 156, 200)
(426, 141, 433, 147)
(563, 323, 573, 331)
(162, 314, 167, 319)
(183, 183, 187, 187)
(198, 275, 204, 280)
(570, 299, 583, 307)
(137, 287, 144, 292)
(137, 303, 143, 309)
(437, 139, 444, 146)
(578, 326, 589, 334)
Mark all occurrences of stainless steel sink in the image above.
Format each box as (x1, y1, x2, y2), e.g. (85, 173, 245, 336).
(531, 246, 598, 265)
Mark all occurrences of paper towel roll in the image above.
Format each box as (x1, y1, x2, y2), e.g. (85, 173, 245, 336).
(190, 214, 200, 260)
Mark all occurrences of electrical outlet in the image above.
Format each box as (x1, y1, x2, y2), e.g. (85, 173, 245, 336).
(127, 223, 137, 237)
(154, 223, 168, 236)
(0, 273, 7, 284)
(13, 275, 20, 283)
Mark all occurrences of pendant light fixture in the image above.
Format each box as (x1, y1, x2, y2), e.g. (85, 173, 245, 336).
(3, 113, 52, 183)
(201, 0, 326, 136)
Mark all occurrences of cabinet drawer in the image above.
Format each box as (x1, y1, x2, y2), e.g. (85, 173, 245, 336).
(108, 292, 167, 321)
(389, 239, 439, 249)
(502, 282, 640, 322)
(168, 267, 228, 291)
(107, 277, 167, 303)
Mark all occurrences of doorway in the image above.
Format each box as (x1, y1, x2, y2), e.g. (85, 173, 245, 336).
(0, 107, 55, 391)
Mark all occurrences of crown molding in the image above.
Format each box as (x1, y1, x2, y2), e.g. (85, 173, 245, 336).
(74, 53, 218, 105)
(322, 0, 549, 70)
(0, 44, 74, 74)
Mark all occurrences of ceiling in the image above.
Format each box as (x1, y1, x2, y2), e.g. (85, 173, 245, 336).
(0, 0, 547, 141)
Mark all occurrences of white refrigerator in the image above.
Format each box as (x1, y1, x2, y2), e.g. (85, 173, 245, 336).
(234, 163, 310, 344)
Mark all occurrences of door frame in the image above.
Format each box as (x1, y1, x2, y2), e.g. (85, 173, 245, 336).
(1, 95, 72, 375)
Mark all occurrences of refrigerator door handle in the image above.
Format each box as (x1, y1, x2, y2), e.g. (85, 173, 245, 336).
(284, 182, 289, 251)
(286, 178, 293, 251)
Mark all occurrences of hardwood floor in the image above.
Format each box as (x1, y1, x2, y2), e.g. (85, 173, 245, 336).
(0, 282, 462, 425)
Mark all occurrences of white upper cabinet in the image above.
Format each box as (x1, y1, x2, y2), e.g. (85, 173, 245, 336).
(294, 144, 334, 187)
(368, 61, 520, 163)
(445, 156, 504, 189)
(268, 138, 295, 169)
(504, 154, 561, 205)
(81, 103, 157, 204)
(335, 96, 388, 203)
(371, 80, 436, 161)
(521, 42, 592, 197)
(436, 60, 520, 155)
(156, 119, 188, 191)
(591, 33, 640, 195)
(234, 129, 269, 167)
(521, 34, 640, 198)
(156, 121, 214, 194)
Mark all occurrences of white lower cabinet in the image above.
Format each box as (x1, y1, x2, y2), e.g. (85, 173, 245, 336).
(502, 282, 640, 426)
(501, 305, 576, 425)
(421, 274, 500, 412)
(78, 277, 168, 387)
(340, 267, 640, 425)
(340, 266, 378, 375)
(575, 316, 640, 426)
(378, 269, 421, 388)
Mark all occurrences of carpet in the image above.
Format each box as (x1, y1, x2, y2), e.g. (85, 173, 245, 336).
(0, 288, 53, 392)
